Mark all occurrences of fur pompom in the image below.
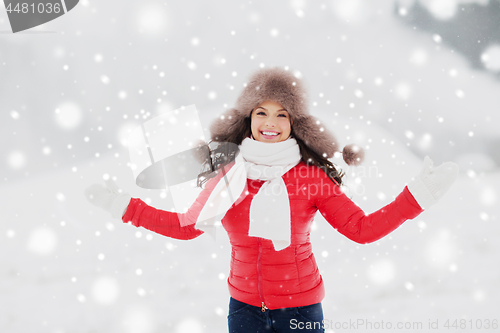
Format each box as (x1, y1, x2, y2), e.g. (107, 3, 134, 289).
(342, 144, 364, 166)
(292, 115, 338, 158)
(191, 139, 210, 164)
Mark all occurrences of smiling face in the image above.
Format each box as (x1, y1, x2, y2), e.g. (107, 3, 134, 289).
(250, 100, 292, 143)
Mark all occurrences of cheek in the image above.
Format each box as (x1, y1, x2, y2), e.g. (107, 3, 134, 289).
(279, 119, 292, 132)
(251, 118, 261, 133)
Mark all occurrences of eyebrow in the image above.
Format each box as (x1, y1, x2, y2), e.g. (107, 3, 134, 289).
(256, 107, 288, 112)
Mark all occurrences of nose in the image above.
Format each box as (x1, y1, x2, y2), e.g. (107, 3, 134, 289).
(264, 117, 276, 128)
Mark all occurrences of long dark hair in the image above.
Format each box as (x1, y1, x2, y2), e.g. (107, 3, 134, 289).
(196, 115, 344, 187)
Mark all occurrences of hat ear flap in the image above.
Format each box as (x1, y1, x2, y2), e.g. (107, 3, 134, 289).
(292, 115, 338, 158)
(210, 108, 242, 142)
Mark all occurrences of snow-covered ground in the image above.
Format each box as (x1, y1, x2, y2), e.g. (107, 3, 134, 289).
(1, 0, 499, 332)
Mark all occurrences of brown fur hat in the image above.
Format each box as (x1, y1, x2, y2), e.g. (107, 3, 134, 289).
(209, 67, 364, 166)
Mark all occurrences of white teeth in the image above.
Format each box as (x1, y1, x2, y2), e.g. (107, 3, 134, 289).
(262, 131, 278, 136)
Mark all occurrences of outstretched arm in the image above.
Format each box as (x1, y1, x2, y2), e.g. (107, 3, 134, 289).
(316, 186, 422, 244)
(316, 156, 458, 244)
(122, 166, 235, 240)
(85, 178, 211, 241)
(122, 198, 204, 241)
(85, 161, 235, 241)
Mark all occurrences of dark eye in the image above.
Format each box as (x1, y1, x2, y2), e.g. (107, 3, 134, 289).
(256, 111, 266, 116)
(278, 113, 288, 117)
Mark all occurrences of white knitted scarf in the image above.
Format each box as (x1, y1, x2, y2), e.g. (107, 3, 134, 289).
(194, 137, 301, 251)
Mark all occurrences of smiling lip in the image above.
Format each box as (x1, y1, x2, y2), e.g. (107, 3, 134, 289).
(260, 131, 279, 139)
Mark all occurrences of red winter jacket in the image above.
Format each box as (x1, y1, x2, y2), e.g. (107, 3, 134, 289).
(122, 161, 423, 310)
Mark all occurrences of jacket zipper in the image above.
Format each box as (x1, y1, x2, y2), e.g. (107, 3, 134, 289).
(257, 238, 268, 312)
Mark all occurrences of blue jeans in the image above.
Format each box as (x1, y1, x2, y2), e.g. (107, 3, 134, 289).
(227, 297, 324, 333)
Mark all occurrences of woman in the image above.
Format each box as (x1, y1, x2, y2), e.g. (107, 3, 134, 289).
(85, 67, 459, 333)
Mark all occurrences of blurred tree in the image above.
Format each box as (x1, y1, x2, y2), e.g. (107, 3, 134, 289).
(397, 0, 500, 78)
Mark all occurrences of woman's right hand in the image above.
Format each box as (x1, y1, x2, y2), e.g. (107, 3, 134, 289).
(84, 178, 132, 218)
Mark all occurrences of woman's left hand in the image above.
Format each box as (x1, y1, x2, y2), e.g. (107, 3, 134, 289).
(407, 156, 459, 210)
(84, 178, 131, 219)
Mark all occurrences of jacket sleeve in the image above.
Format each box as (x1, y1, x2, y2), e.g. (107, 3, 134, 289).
(121, 164, 233, 241)
(315, 177, 423, 244)
(122, 198, 204, 240)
